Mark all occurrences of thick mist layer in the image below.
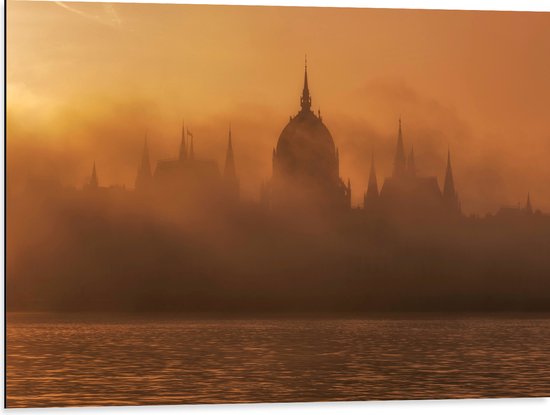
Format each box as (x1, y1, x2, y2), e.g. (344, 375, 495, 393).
(6, 2, 550, 313)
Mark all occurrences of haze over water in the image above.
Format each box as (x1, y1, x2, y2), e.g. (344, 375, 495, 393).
(7, 313, 550, 407)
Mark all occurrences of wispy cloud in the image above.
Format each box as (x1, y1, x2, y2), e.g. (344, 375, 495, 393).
(54, 2, 122, 29)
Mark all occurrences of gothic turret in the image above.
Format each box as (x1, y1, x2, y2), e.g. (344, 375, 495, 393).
(88, 161, 98, 189)
(364, 152, 379, 209)
(224, 126, 236, 178)
(393, 118, 407, 178)
(224, 126, 239, 200)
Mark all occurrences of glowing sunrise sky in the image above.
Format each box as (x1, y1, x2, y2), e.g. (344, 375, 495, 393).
(7, 1, 550, 213)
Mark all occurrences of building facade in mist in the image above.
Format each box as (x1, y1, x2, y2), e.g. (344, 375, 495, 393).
(84, 60, 543, 222)
(495, 193, 535, 219)
(258, 59, 461, 219)
(262, 62, 351, 213)
(135, 123, 239, 205)
(364, 119, 461, 218)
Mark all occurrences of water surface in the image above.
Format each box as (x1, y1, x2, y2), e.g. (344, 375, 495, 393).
(7, 313, 550, 407)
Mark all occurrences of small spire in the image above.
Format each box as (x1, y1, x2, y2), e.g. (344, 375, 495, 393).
(300, 55, 312, 112)
(89, 161, 98, 188)
(393, 118, 406, 178)
(224, 125, 236, 178)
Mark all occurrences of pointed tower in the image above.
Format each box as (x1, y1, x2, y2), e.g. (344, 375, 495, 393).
(443, 149, 460, 213)
(392, 118, 407, 178)
(407, 145, 416, 176)
(224, 126, 236, 178)
(300, 56, 312, 113)
(525, 193, 533, 214)
(364, 152, 379, 209)
(135, 135, 153, 191)
(89, 161, 98, 189)
(223, 126, 239, 201)
(179, 119, 187, 161)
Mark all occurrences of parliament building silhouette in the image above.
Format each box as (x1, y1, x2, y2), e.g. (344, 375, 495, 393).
(81, 61, 537, 221)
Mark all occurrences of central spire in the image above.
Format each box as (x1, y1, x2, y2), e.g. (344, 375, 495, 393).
(300, 55, 312, 112)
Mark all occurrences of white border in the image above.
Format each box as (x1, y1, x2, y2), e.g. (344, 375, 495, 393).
(2, 399, 550, 414)
(3, 0, 550, 414)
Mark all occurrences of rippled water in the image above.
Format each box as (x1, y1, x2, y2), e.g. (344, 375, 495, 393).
(6, 313, 550, 407)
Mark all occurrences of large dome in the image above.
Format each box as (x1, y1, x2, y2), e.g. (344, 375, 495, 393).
(275, 109, 338, 182)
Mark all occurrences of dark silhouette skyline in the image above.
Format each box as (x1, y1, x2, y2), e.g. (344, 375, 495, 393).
(77, 61, 540, 220)
(7, 60, 550, 314)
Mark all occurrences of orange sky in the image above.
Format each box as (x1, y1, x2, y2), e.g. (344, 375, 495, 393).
(7, 1, 550, 214)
